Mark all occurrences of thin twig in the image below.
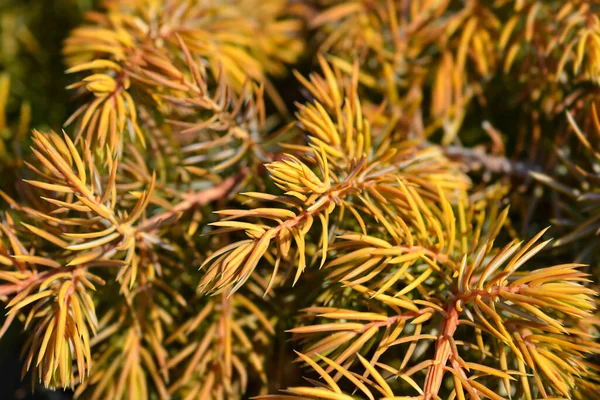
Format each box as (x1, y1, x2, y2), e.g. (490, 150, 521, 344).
(139, 172, 244, 232)
(444, 146, 541, 180)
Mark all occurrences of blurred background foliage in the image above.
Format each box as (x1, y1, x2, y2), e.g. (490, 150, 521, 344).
(0, 0, 96, 128)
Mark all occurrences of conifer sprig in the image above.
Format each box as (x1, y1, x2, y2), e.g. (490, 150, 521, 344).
(0, 0, 599, 399)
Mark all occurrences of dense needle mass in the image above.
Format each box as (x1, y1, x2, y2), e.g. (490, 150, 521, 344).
(0, 1, 599, 399)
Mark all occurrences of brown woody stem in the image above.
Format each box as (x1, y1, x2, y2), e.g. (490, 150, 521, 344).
(444, 146, 540, 180)
(139, 173, 242, 231)
(423, 302, 460, 399)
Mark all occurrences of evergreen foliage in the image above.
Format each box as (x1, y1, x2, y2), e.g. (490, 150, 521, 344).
(1, 1, 600, 399)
